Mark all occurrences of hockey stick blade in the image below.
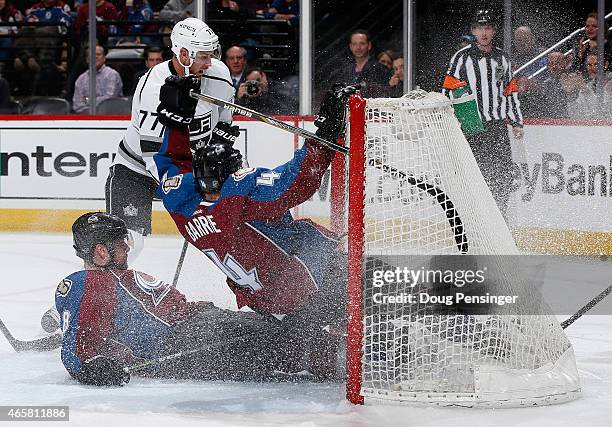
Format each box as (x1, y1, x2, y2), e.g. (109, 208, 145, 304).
(189, 90, 349, 155)
(561, 283, 612, 329)
(0, 317, 62, 352)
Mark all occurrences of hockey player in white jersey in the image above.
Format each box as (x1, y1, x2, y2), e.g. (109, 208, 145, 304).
(105, 17, 238, 259)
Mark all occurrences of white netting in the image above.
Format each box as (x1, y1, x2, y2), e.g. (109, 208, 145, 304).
(346, 91, 580, 407)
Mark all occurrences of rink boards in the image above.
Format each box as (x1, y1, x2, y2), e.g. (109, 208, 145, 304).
(0, 115, 611, 255)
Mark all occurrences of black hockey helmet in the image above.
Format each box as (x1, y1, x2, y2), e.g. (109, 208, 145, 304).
(72, 212, 129, 260)
(193, 142, 243, 194)
(472, 9, 496, 27)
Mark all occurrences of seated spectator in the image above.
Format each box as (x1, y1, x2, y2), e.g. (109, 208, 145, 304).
(566, 52, 612, 119)
(388, 56, 403, 97)
(376, 49, 396, 71)
(126, 45, 163, 95)
(225, 45, 247, 90)
(571, 12, 612, 75)
(0, 0, 22, 60)
(12, 0, 71, 95)
(72, 44, 123, 113)
(75, 0, 119, 44)
(118, 0, 154, 45)
(264, 0, 298, 26)
(512, 26, 547, 78)
(335, 29, 391, 98)
(537, 51, 572, 118)
(158, 0, 195, 23)
(235, 67, 297, 115)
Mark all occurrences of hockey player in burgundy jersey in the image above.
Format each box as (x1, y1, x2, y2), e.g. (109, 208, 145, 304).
(154, 79, 353, 323)
(56, 212, 332, 386)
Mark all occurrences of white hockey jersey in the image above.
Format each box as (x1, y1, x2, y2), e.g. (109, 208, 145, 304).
(112, 58, 235, 179)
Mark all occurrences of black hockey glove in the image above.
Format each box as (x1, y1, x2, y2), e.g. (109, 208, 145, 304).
(77, 356, 130, 387)
(191, 121, 241, 151)
(157, 75, 200, 128)
(314, 83, 360, 142)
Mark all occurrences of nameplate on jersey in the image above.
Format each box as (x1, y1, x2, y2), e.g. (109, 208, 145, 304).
(162, 174, 183, 194)
(189, 111, 213, 149)
(56, 279, 72, 297)
(185, 215, 221, 241)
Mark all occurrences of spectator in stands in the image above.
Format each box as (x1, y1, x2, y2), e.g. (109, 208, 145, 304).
(566, 52, 612, 119)
(572, 12, 612, 76)
(119, 0, 154, 45)
(72, 44, 123, 113)
(158, 0, 195, 23)
(336, 29, 391, 98)
(376, 49, 396, 71)
(12, 0, 71, 95)
(512, 26, 548, 118)
(75, 0, 119, 44)
(0, 0, 22, 60)
(388, 56, 403, 97)
(236, 66, 297, 115)
(512, 26, 547, 78)
(225, 45, 247, 91)
(264, 0, 298, 26)
(531, 51, 572, 118)
(127, 45, 163, 95)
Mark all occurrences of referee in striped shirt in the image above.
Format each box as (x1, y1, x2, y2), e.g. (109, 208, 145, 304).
(443, 9, 523, 220)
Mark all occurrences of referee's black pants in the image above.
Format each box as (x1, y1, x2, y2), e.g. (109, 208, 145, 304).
(466, 121, 513, 221)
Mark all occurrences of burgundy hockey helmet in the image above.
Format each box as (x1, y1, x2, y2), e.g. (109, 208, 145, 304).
(193, 142, 243, 194)
(72, 212, 129, 260)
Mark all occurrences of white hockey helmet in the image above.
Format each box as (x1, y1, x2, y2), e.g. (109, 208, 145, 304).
(170, 18, 220, 68)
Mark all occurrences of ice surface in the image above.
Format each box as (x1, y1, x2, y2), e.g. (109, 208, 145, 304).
(0, 233, 610, 426)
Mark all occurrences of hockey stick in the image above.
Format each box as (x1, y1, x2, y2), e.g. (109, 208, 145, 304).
(128, 347, 205, 372)
(0, 317, 62, 352)
(190, 90, 468, 254)
(189, 90, 350, 155)
(369, 159, 468, 254)
(172, 240, 189, 286)
(561, 283, 612, 329)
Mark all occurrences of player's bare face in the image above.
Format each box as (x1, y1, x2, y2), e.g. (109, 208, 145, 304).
(350, 34, 371, 60)
(472, 24, 495, 50)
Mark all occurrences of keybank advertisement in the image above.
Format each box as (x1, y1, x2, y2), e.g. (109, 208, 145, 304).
(0, 119, 296, 209)
(509, 124, 612, 232)
(1, 119, 611, 233)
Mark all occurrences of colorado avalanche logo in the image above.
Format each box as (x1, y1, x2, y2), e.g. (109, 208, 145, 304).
(133, 271, 172, 306)
(162, 174, 183, 194)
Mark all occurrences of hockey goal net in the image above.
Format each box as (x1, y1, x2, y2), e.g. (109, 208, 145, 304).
(335, 91, 581, 407)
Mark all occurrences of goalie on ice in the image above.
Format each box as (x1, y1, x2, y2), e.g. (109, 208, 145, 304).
(54, 212, 340, 386)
